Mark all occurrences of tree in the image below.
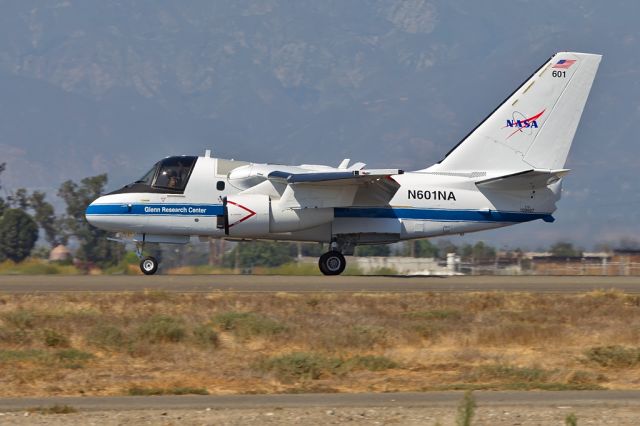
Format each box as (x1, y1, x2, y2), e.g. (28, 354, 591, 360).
(224, 241, 294, 269)
(550, 241, 582, 257)
(0, 209, 39, 262)
(356, 244, 391, 256)
(0, 162, 6, 217)
(414, 240, 439, 258)
(29, 191, 64, 246)
(58, 174, 123, 267)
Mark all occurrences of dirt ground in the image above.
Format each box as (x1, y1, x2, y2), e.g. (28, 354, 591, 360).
(2, 405, 639, 426)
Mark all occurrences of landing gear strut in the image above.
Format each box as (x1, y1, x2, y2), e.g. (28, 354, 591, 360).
(135, 240, 159, 275)
(318, 251, 346, 275)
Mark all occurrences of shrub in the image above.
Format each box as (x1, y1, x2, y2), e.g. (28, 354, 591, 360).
(474, 364, 550, 382)
(87, 325, 126, 350)
(43, 329, 69, 348)
(193, 325, 219, 347)
(255, 352, 340, 381)
(3, 309, 36, 329)
(341, 355, 398, 372)
(585, 346, 640, 368)
(128, 386, 209, 396)
(213, 312, 286, 339)
(137, 315, 186, 343)
(0, 327, 31, 344)
(404, 309, 463, 321)
(54, 349, 94, 363)
(28, 404, 77, 414)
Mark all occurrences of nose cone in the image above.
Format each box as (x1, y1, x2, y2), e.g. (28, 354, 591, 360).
(85, 197, 105, 229)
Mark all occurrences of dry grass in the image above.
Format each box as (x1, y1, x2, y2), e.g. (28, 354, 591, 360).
(0, 290, 639, 396)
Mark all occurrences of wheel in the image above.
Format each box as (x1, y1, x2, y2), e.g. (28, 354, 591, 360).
(140, 256, 158, 275)
(318, 251, 346, 276)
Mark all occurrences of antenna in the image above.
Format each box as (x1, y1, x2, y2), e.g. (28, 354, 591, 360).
(204, 149, 211, 158)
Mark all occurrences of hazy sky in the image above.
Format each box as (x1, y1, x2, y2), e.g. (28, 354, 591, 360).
(0, 0, 638, 249)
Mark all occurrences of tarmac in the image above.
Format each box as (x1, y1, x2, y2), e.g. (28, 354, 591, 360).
(0, 391, 639, 412)
(0, 274, 639, 293)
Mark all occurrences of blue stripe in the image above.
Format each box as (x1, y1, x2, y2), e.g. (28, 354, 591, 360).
(86, 203, 224, 216)
(334, 207, 553, 223)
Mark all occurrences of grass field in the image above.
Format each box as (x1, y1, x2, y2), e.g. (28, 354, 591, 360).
(1, 290, 639, 396)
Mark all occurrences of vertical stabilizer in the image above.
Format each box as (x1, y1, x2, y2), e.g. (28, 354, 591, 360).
(428, 52, 601, 172)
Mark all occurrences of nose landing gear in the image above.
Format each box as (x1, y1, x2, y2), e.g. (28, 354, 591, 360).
(135, 241, 159, 275)
(140, 256, 158, 275)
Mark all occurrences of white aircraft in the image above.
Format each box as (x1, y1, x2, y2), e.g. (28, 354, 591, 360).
(86, 52, 601, 275)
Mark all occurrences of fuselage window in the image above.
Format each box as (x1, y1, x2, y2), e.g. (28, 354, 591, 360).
(217, 181, 225, 191)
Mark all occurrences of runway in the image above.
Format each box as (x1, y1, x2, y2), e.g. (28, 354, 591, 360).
(0, 274, 639, 293)
(0, 391, 639, 412)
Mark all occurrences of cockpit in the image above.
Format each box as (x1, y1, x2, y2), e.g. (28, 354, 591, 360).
(108, 156, 198, 195)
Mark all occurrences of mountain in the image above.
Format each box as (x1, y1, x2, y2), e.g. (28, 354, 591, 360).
(0, 0, 638, 247)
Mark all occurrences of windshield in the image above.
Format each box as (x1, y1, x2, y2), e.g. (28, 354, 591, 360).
(152, 156, 197, 190)
(135, 165, 157, 185)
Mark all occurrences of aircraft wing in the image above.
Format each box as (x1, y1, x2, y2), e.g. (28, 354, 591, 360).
(267, 169, 403, 209)
(267, 169, 403, 185)
(475, 169, 570, 190)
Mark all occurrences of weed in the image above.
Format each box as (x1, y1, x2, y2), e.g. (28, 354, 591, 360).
(0, 349, 46, 362)
(565, 412, 578, 426)
(0, 327, 31, 344)
(28, 404, 77, 414)
(474, 364, 550, 383)
(137, 315, 186, 343)
(87, 325, 126, 350)
(456, 391, 476, 426)
(213, 312, 286, 339)
(585, 346, 640, 368)
(42, 329, 69, 348)
(255, 352, 340, 381)
(341, 355, 398, 372)
(128, 386, 209, 396)
(404, 309, 463, 321)
(193, 324, 219, 347)
(3, 309, 36, 329)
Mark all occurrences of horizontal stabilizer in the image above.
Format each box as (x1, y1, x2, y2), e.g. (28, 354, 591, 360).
(475, 169, 570, 190)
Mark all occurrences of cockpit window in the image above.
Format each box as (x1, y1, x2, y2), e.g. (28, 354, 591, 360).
(152, 157, 197, 191)
(107, 156, 198, 196)
(135, 166, 157, 185)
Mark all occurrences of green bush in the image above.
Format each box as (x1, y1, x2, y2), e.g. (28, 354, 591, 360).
(341, 355, 398, 372)
(255, 352, 341, 381)
(128, 386, 209, 396)
(0, 327, 31, 344)
(87, 325, 126, 350)
(193, 325, 219, 347)
(3, 309, 36, 329)
(214, 312, 286, 339)
(43, 329, 69, 347)
(585, 346, 640, 368)
(137, 315, 186, 343)
(404, 309, 463, 321)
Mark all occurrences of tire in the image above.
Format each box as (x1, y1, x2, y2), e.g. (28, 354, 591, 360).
(140, 256, 159, 275)
(318, 251, 346, 276)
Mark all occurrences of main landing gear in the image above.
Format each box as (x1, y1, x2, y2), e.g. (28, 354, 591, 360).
(318, 239, 351, 275)
(318, 251, 346, 275)
(135, 242, 159, 275)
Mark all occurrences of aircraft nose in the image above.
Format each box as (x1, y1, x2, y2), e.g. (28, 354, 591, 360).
(85, 198, 102, 228)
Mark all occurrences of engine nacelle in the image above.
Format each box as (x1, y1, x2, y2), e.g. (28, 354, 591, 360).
(222, 195, 334, 237)
(224, 194, 270, 237)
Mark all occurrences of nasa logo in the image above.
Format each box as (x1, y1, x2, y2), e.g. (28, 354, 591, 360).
(504, 109, 545, 139)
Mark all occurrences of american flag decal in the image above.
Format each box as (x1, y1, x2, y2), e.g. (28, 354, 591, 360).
(552, 59, 576, 69)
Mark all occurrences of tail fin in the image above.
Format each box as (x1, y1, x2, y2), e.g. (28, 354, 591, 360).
(428, 52, 601, 172)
